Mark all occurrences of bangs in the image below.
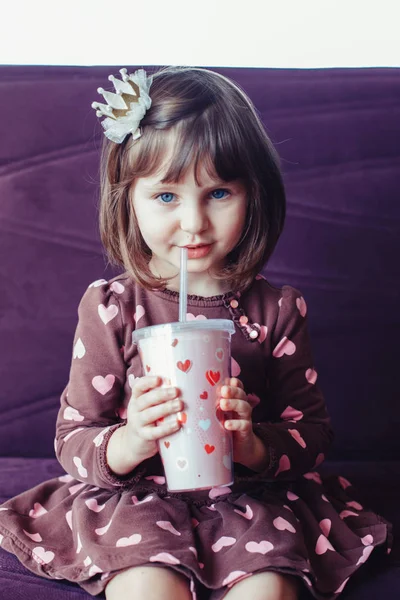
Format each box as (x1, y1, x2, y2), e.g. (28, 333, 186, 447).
(124, 109, 251, 188)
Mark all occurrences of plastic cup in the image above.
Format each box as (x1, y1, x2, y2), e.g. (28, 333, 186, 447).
(132, 320, 235, 492)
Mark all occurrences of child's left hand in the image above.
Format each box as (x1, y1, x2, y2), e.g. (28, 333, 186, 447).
(219, 378, 266, 468)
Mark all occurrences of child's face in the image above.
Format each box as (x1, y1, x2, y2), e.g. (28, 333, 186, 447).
(131, 155, 247, 291)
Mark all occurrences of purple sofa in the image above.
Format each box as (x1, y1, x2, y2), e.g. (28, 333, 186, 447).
(0, 65, 398, 599)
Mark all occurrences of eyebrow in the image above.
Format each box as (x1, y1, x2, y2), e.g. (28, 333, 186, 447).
(142, 179, 238, 189)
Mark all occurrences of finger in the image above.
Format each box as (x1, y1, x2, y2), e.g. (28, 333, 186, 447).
(139, 398, 183, 427)
(220, 398, 252, 419)
(135, 386, 179, 412)
(229, 378, 244, 390)
(224, 419, 252, 432)
(132, 376, 162, 398)
(141, 417, 181, 441)
(221, 385, 247, 401)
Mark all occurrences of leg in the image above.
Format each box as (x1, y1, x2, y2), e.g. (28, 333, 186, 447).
(105, 565, 192, 600)
(222, 571, 300, 600)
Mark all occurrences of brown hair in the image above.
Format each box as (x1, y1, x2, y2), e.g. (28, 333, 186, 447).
(99, 66, 286, 293)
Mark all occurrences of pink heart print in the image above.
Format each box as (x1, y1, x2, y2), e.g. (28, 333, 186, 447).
(63, 406, 84, 422)
(186, 313, 207, 321)
(85, 499, 106, 513)
(69, 483, 86, 495)
(110, 281, 125, 294)
(280, 405, 304, 421)
(212, 536, 237, 552)
(29, 503, 48, 518)
(32, 546, 55, 565)
(338, 475, 352, 489)
(245, 540, 274, 554)
(156, 521, 181, 536)
(149, 552, 180, 565)
(209, 486, 232, 499)
(134, 305, 145, 323)
(253, 323, 268, 344)
(98, 303, 119, 325)
(335, 578, 350, 594)
(23, 529, 43, 542)
(116, 534, 142, 547)
(145, 475, 166, 485)
(222, 571, 248, 587)
(73, 456, 88, 478)
(273, 516, 296, 533)
(361, 534, 374, 546)
(340, 509, 359, 519)
(95, 519, 113, 536)
(303, 472, 322, 484)
(275, 455, 291, 476)
(319, 518, 332, 537)
(314, 453, 325, 468)
(287, 491, 299, 501)
(306, 368, 318, 384)
(315, 534, 335, 555)
(296, 296, 307, 317)
(288, 429, 307, 448)
(92, 374, 115, 395)
(273, 337, 296, 358)
(231, 357, 241, 377)
(357, 545, 374, 565)
(233, 504, 254, 520)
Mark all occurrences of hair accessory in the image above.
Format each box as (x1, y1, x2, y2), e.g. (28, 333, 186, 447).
(91, 68, 153, 143)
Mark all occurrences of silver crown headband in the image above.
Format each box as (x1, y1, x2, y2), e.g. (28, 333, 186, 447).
(91, 68, 153, 144)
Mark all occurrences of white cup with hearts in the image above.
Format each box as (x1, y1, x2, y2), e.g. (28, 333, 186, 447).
(133, 320, 235, 491)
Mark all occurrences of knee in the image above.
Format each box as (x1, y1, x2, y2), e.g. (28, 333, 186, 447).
(105, 565, 191, 600)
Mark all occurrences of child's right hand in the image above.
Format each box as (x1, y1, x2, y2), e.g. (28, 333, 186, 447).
(125, 376, 183, 463)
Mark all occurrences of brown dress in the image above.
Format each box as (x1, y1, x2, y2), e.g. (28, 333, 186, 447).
(0, 273, 393, 599)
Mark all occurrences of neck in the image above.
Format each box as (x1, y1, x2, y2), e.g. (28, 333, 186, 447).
(149, 258, 231, 297)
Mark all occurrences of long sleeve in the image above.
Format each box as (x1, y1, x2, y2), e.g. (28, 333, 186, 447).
(252, 285, 334, 482)
(55, 280, 142, 490)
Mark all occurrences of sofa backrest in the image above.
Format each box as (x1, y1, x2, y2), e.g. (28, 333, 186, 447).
(0, 65, 399, 461)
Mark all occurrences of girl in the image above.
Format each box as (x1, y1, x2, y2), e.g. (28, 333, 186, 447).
(0, 66, 392, 600)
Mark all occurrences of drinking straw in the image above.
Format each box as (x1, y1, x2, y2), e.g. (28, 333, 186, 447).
(179, 247, 188, 322)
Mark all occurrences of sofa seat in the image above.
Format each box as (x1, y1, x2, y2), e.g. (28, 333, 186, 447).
(0, 458, 398, 599)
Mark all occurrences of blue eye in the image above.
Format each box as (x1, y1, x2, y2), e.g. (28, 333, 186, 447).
(211, 189, 229, 200)
(158, 193, 175, 204)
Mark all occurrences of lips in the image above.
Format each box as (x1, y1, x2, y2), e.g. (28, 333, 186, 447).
(182, 244, 213, 259)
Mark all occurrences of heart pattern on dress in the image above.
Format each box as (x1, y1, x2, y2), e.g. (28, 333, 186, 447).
(149, 552, 180, 565)
(110, 282, 125, 294)
(273, 516, 296, 533)
(73, 338, 86, 359)
(273, 337, 296, 358)
(32, 546, 55, 565)
(98, 304, 118, 325)
(92, 374, 115, 395)
(288, 428, 307, 448)
(29, 503, 48, 518)
(156, 521, 181, 536)
(306, 368, 318, 384)
(245, 540, 274, 554)
(134, 305, 145, 324)
(315, 534, 335, 555)
(296, 296, 307, 317)
(212, 536, 236, 552)
(116, 534, 142, 547)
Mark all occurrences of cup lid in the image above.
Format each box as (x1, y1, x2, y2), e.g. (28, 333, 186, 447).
(132, 319, 235, 343)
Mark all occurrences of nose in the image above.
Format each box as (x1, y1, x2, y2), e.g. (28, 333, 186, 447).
(179, 201, 208, 235)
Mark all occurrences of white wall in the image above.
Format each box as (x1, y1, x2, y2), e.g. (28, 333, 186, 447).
(1, 0, 399, 68)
